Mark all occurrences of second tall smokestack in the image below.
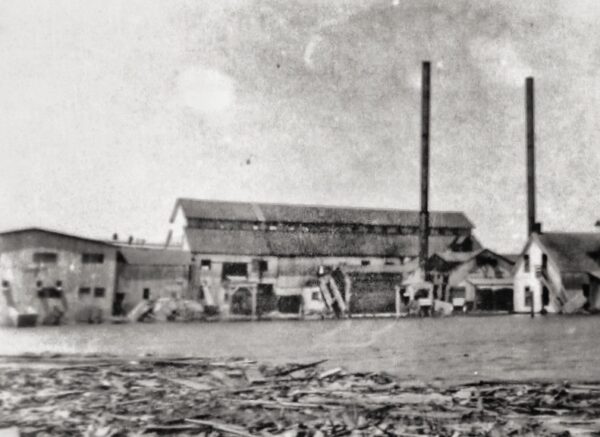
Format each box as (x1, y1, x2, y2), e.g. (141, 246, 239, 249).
(526, 77, 536, 235)
(419, 61, 431, 272)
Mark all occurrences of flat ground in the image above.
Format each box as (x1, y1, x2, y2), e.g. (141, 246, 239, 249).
(2, 315, 599, 382)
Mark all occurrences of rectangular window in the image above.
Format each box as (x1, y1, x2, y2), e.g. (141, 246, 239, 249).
(258, 260, 268, 274)
(143, 288, 150, 299)
(523, 255, 530, 273)
(524, 286, 532, 307)
(93, 287, 106, 298)
(541, 254, 548, 271)
(361, 260, 371, 266)
(79, 287, 91, 297)
(82, 253, 104, 264)
(200, 259, 212, 270)
(33, 252, 57, 263)
(222, 262, 248, 279)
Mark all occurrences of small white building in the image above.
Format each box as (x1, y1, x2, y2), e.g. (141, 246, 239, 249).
(513, 232, 600, 314)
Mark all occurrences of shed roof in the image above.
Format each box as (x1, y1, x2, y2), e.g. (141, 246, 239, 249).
(185, 228, 467, 257)
(172, 198, 474, 229)
(536, 232, 600, 273)
(118, 247, 193, 266)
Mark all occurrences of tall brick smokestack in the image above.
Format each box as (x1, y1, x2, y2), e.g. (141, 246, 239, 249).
(526, 77, 536, 235)
(419, 61, 431, 272)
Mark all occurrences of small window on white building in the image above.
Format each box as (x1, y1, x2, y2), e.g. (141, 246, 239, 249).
(523, 255, 530, 273)
(361, 260, 370, 266)
(79, 287, 91, 297)
(143, 288, 150, 299)
(94, 287, 106, 298)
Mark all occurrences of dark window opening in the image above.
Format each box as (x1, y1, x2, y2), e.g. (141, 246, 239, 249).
(541, 254, 548, 271)
(48, 288, 62, 299)
(222, 262, 248, 279)
(94, 287, 106, 298)
(33, 252, 57, 263)
(200, 259, 212, 270)
(82, 253, 104, 264)
(361, 260, 370, 266)
(258, 260, 268, 273)
(523, 255, 530, 273)
(38, 287, 62, 299)
(542, 286, 550, 306)
(143, 288, 150, 300)
(79, 287, 91, 297)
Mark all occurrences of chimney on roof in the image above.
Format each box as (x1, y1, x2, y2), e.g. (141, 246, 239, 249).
(112, 233, 119, 241)
(419, 61, 431, 272)
(128, 236, 134, 245)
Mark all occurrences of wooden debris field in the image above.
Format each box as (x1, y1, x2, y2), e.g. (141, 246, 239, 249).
(1, 355, 600, 436)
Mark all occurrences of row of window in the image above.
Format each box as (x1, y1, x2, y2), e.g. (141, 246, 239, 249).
(188, 219, 462, 236)
(33, 252, 105, 264)
(35, 286, 105, 298)
(78, 287, 106, 298)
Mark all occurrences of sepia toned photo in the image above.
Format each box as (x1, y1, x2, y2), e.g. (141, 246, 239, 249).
(1, 1, 600, 435)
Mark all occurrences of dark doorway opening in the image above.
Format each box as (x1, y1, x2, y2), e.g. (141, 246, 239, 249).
(542, 286, 550, 307)
(230, 287, 252, 315)
(256, 284, 276, 315)
(113, 292, 125, 316)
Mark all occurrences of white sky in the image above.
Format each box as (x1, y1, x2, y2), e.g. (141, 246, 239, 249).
(1, 0, 599, 252)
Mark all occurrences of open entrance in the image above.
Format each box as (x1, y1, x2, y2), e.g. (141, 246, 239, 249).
(230, 287, 252, 315)
(256, 284, 277, 315)
(542, 286, 550, 307)
(476, 288, 513, 312)
(112, 292, 125, 316)
(278, 295, 302, 314)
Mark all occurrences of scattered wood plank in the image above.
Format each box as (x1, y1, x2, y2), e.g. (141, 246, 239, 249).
(185, 419, 258, 437)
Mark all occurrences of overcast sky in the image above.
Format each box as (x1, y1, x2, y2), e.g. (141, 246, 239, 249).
(1, 0, 599, 252)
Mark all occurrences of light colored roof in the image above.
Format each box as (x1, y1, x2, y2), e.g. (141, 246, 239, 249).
(118, 247, 192, 266)
(172, 198, 474, 229)
(0, 227, 115, 248)
(184, 228, 462, 257)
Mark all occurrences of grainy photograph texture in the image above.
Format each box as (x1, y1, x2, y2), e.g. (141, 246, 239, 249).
(1, 1, 600, 436)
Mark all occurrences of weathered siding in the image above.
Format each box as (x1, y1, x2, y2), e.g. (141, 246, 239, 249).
(0, 231, 118, 323)
(117, 264, 191, 312)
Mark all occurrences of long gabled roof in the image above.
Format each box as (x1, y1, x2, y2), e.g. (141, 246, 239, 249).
(172, 198, 474, 229)
(185, 228, 473, 257)
(536, 232, 600, 273)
